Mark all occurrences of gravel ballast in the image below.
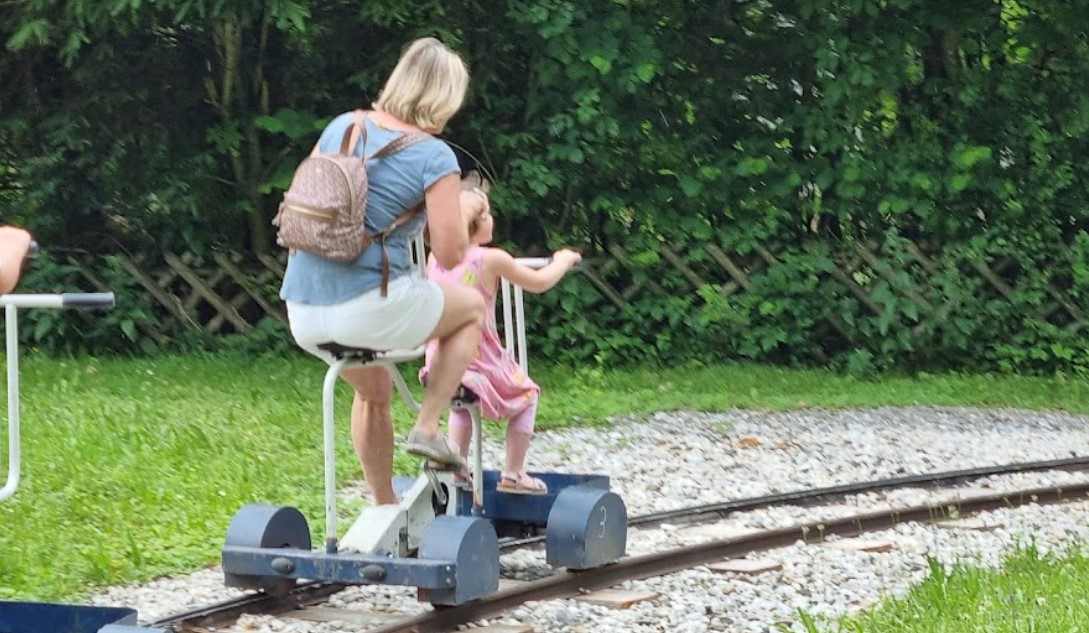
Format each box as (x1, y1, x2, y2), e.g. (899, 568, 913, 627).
(91, 406, 1089, 632)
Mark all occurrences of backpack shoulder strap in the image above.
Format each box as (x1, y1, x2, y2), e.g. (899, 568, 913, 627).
(377, 203, 423, 238)
(339, 110, 368, 156)
(368, 131, 433, 160)
(366, 201, 426, 298)
(310, 109, 367, 157)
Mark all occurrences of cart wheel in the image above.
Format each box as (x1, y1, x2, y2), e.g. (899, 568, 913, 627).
(546, 485, 627, 570)
(417, 515, 498, 606)
(222, 504, 312, 596)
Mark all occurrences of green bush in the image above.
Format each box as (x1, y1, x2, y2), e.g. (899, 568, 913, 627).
(5, 1, 1089, 373)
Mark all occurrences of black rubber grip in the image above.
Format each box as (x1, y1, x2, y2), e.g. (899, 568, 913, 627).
(61, 292, 116, 309)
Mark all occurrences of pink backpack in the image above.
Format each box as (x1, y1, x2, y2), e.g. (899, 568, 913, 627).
(272, 109, 431, 295)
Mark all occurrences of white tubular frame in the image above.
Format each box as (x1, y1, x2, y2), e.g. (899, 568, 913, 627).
(411, 233, 427, 277)
(498, 257, 549, 374)
(321, 352, 424, 549)
(2, 303, 21, 503)
(321, 233, 430, 549)
(1, 292, 115, 503)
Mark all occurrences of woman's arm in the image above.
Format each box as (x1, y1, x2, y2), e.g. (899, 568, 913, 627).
(483, 248, 580, 294)
(424, 173, 470, 269)
(0, 226, 32, 295)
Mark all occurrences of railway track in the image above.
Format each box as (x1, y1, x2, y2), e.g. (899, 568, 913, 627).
(153, 456, 1089, 632)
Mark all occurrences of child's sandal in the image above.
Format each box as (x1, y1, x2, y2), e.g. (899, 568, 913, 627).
(496, 471, 548, 495)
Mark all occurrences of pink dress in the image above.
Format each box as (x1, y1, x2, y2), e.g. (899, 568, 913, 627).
(420, 246, 541, 419)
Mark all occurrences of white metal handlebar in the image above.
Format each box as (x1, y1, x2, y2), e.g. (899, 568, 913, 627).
(1, 292, 116, 502)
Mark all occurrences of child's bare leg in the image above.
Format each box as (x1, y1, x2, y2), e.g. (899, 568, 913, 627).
(448, 408, 473, 456)
(503, 428, 534, 475)
(501, 394, 544, 491)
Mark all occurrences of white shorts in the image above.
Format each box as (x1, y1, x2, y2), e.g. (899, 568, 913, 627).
(287, 275, 445, 364)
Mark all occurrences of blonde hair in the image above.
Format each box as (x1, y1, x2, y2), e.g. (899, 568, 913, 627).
(374, 38, 469, 134)
(461, 170, 491, 236)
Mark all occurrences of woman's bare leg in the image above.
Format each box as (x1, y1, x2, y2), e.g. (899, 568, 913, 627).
(411, 282, 485, 439)
(339, 366, 397, 505)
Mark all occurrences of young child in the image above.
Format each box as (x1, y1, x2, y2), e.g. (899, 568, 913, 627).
(420, 171, 581, 494)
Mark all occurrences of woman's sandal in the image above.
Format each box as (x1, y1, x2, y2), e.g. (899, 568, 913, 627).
(405, 429, 466, 468)
(496, 471, 549, 495)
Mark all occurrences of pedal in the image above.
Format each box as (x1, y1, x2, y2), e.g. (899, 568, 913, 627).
(427, 459, 471, 485)
(423, 468, 447, 506)
(452, 463, 472, 487)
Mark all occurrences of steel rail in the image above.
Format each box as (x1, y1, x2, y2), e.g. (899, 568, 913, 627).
(160, 582, 343, 630)
(505, 455, 1089, 546)
(152, 456, 1089, 630)
(374, 481, 1089, 633)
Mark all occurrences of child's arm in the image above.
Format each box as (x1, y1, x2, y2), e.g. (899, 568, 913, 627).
(483, 248, 581, 294)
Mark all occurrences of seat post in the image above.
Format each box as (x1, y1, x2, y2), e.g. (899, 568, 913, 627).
(323, 358, 350, 553)
(471, 405, 483, 514)
(314, 342, 426, 554)
(383, 363, 422, 413)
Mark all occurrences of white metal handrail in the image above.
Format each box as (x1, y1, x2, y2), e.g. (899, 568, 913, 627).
(500, 257, 551, 373)
(0, 292, 115, 503)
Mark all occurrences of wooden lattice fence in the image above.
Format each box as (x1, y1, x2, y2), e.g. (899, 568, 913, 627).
(42, 251, 288, 347)
(37, 238, 1089, 355)
(580, 239, 1086, 341)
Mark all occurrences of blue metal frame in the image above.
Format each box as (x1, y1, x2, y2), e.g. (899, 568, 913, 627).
(222, 546, 457, 588)
(0, 602, 153, 633)
(221, 510, 499, 606)
(448, 471, 628, 570)
(545, 485, 628, 570)
(452, 471, 610, 524)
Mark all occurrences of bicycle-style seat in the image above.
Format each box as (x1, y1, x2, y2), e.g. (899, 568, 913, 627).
(316, 341, 426, 364)
(316, 342, 378, 362)
(451, 384, 480, 404)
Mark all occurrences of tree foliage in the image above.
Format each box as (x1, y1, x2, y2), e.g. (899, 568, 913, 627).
(3, 1, 1089, 372)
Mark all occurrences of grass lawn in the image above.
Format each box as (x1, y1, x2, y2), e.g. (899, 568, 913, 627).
(2, 352, 1089, 603)
(800, 546, 1089, 632)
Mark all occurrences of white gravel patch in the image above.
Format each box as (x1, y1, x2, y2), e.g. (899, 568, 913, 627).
(90, 406, 1089, 631)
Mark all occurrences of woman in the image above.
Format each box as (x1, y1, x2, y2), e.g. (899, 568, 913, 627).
(281, 38, 485, 506)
